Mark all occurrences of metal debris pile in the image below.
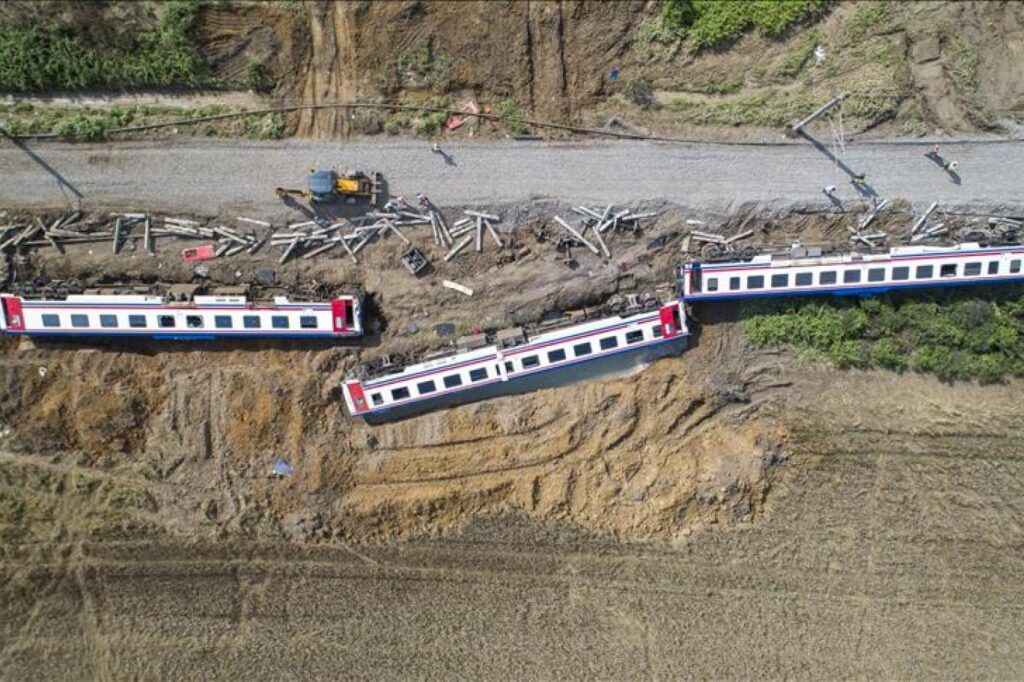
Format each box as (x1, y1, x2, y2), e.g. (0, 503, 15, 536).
(444, 211, 503, 261)
(547, 205, 657, 259)
(847, 198, 891, 247)
(0, 210, 273, 260)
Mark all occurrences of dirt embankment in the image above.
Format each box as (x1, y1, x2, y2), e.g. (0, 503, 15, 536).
(187, 1, 1024, 139)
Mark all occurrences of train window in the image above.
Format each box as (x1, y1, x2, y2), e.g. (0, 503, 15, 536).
(916, 265, 933, 279)
(796, 273, 813, 286)
(707, 278, 719, 292)
(573, 342, 592, 356)
(625, 330, 644, 344)
(522, 355, 540, 369)
(988, 261, 1000, 275)
(391, 387, 410, 400)
(100, 314, 118, 328)
(770, 274, 788, 288)
(158, 315, 175, 328)
(548, 349, 567, 363)
(416, 380, 436, 395)
(868, 268, 885, 282)
(1012, 260, 1022, 274)
(272, 316, 289, 329)
(443, 374, 463, 389)
(71, 314, 89, 328)
(844, 270, 861, 284)
(371, 393, 383, 406)
(244, 316, 261, 329)
(747, 275, 764, 289)
(964, 262, 982, 276)
(600, 336, 619, 350)
(469, 367, 488, 382)
(652, 324, 663, 337)
(504, 361, 514, 373)
(892, 267, 910, 281)
(42, 314, 60, 327)
(940, 264, 957, 278)
(300, 316, 318, 329)
(129, 315, 146, 328)
(186, 315, 203, 329)
(215, 316, 233, 329)
(729, 277, 741, 291)
(819, 271, 837, 285)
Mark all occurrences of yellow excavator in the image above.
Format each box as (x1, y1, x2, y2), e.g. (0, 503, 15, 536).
(275, 168, 383, 205)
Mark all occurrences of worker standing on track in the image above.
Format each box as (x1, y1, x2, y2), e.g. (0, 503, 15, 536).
(944, 159, 959, 173)
(851, 173, 867, 189)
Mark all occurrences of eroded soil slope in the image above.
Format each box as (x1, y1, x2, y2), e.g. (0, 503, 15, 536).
(192, 0, 1024, 138)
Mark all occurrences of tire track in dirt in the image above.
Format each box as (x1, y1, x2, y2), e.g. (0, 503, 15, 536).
(296, 2, 357, 138)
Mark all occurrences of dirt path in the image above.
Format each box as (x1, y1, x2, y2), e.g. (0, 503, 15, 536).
(2, 137, 1022, 216)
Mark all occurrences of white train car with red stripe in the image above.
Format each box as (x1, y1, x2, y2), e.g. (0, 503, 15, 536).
(680, 242, 1024, 301)
(0, 284, 362, 340)
(343, 299, 687, 421)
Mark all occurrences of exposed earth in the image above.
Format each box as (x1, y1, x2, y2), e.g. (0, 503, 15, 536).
(3, 1, 1024, 678)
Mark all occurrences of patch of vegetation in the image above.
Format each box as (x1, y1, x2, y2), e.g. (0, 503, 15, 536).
(742, 289, 1024, 383)
(0, 103, 289, 142)
(396, 44, 452, 90)
(775, 30, 820, 79)
(631, 15, 679, 57)
(947, 37, 979, 92)
(662, 0, 828, 49)
(665, 95, 701, 112)
(383, 110, 411, 135)
(411, 96, 450, 135)
(699, 76, 745, 96)
(0, 2, 211, 92)
(622, 77, 657, 108)
(245, 62, 276, 94)
(497, 98, 530, 135)
(844, 1, 893, 42)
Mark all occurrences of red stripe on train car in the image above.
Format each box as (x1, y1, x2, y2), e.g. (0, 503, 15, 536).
(659, 304, 681, 338)
(345, 381, 369, 413)
(1, 296, 25, 331)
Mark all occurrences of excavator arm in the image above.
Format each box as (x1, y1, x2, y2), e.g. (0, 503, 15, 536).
(275, 187, 312, 201)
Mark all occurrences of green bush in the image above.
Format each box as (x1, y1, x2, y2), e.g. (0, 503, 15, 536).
(497, 98, 530, 135)
(742, 288, 1024, 383)
(662, 0, 828, 49)
(53, 112, 108, 141)
(245, 62, 276, 94)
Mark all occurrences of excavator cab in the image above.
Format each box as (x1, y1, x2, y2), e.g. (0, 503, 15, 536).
(308, 169, 338, 203)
